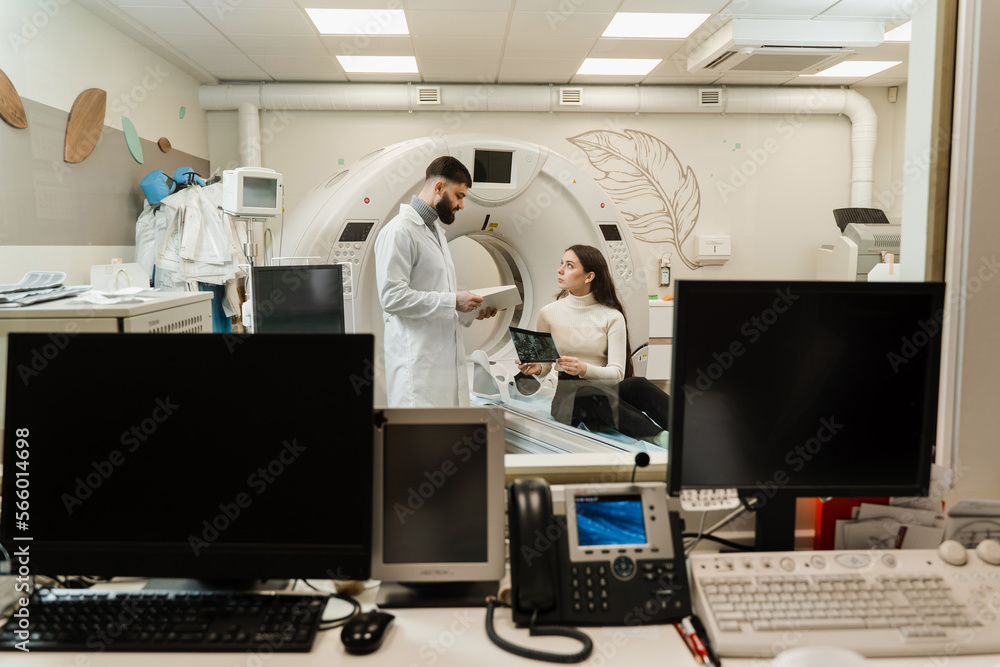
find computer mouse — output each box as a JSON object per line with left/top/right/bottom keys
{"left": 772, "top": 647, "right": 870, "bottom": 667}
{"left": 341, "top": 610, "right": 395, "bottom": 655}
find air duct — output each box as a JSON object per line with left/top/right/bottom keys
{"left": 200, "top": 83, "right": 877, "bottom": 207}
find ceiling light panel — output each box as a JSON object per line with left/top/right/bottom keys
{"left": 305, "top": 8, "right": 408, "bottom": 35}
{"left": 804, "top": 60, "right": 902, "bottom": 77}
{"left": 603, "top": 13, "right": 709, "bottom": 38}
{"left": 885, "top": 21, "right": 912, "bottom": 42}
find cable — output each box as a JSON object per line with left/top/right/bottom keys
{"left": 684, "top": 499, "right": 758, "bottom": 555}
{"left": 298, "top": 579, "right": 361, "bottom": 630}
{"left": 485, "top": 598, "right": 593, "bottom": 664}
{"left": 683, "top": 533, "right": 754, "bottom": 552}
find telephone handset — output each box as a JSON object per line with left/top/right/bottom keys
{"left": 508, "top": 478, "right": 691, "bottom": 627}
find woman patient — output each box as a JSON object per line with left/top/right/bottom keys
{"left": 517, "top": 244, "right": 670, "bottom": 448}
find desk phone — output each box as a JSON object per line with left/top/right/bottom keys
{"left": 507, "top": 479, "right": 691, "bottom": 627}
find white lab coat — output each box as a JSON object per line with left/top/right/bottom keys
{"left": 374, "top": 203, "right": 470, "bottom": 407}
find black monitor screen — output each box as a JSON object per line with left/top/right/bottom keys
{"left": 473, "top": 150, "right": 513, "bottom": 184}
{"left": 253, "top": 264, "right": 344, "bottom": 334}
{"left": 381, "top": 423, "right": 489, "bottom": 564}
{"left": 668, "top": 281, "right": 943, "bottom": 548}
{"left": 0, "top": 333, "right": 375, "bottom": 581}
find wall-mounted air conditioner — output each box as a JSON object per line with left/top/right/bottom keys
{"left": 688, "top": 19, "right": 885, "bottom": 75}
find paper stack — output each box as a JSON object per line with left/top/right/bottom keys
{"left": 459, "top": 285, "right": 521, "bottom": 323}
{"left": 834, "top": 502, "right": 945, "bottom": 550}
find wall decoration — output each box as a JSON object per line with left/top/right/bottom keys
{"left": 0, "top": 68, "right": 27, "bottom": 129}
{"left": 64, "top": 88, "right": 107, "bottom": 163}
{"left": 158, "top": 137, "right": 172, "bottom": 153}
{"left": 122, "top": 116, "right": 144, "bottom": 164}
{"left": 567, "top": 129, "right": 703, "bottom": 270}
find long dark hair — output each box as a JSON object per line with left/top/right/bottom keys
{"left": 557, "top": 244, "right": 634, "bottom": 378}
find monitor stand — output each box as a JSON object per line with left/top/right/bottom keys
{"left": 143, "top": 578, "right": 292, "bottom": 592}
{"left": 377, "top": 581, "right": 500, "bottom": 608}
{"left": 750, "top": 494, "right": 798, "bottom": 552}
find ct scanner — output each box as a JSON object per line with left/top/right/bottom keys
{"left": 279, "top": 134, "right": 654, "bottom": 454}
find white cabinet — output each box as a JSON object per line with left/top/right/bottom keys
{"left": 646, "top": 300, "right": 673, "bottom": 381}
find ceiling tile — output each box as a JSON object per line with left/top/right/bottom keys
{"left": 513, "top": 0, "right": 619, "bottom": 11}
{"left": 419, "top": 56, "right": 502, "bottom": 78}
{"left": 721, "top": 0, "right": 838, "bottom": 19}
{"left": 116, "top": 6, "right": 218, "bottom": 33}
{"left": 156, "top": 32, "right": 243, "bottom": 54}
{"left": 405, "top": 11, "right": 510, "bottom": 38}
{"left": 229, "top": 34, "right": 329, "bottom": 56}
{"left": 186, "top": 0, "right": 299, "bottom": 7}
{"left": 500, "top": 57, "right": 582, "bottom": 77}
{"left": 501, "top": 37, "right": 596, "bottom": 58}
{"left": 619, "top": 0, "right": 728, "bottom": 11}
{"left": 405, "top": 0, "right": 512, "bottom": 9}
{"left": 862, "top": 42, "right": 910, "bottom": 60}
{"left": 589, "top": 38, "right": 686, "bottom": 59}
{"left": 713, "top": 72, "right": 800, "bottom": 85}
{"left": 204, "top": 56, "right": 271, "bottom": 81}
{"left": 642, "top": 75, "right": 723, "bottom": 85}
{"left": 200, "top": 8, "right": 316, "bottom": 35}
{"left": 412, "top": 36, "right": 503, "bottom": 56}
{"left": 108, "top": 0, "right": 188, "bottom": 7}
{"left": 255, "top": 55, "right": 347, "bottom": 80}
{"left": 508, "top": 11, "right": 613, "bottom": 39}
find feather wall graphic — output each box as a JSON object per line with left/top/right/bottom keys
{"left": 567, "top": 129, "right": 703, "bottom": 270}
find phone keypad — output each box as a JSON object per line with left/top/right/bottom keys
{"left": 569, "top": 565, "right": 611, "bottom": 614}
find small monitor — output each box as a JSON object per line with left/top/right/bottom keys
{"left": 252, "top": 264, "right": 345, "bottom": 334}
{"left": 667, "top": 280, "right": 944, "bottom": 551}
{"left": 599, "top": 224, "right": 623, "bottom": 242}
{"left": 0, "top": 333, "right": 375, "bottom": 583}
{"left": 222, "top": 167, "right": 283, "bottom": 217}
{"left": 371, "top": 407, "right": 505, "bottom": 607}
{"left": 473, "top": 149, "right": 514, "bottom": 185}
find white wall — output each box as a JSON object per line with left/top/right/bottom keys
{"left": 0, "top": 0, "right": 208, "bottom": 284}
{"left": 207, "top": 86, "right": 905, "bottom": 295}
{"left": 944, "top": 0, "right": 1000, "bottom": 504}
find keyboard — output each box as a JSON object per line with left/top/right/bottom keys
{"left": 0, "top": 588, "right": 329, "bottom": 652}
{"left": 689, "top": 548, "right": 1000, "bottom": 658}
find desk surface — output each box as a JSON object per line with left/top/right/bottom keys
{"left": 4, "top": 604, "right": 1000, "bottom": 667}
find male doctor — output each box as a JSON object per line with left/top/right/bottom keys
{"left": 374, "top": 156, "right": 496, "bottom": 407}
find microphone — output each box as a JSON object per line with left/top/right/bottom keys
{"left": 631, "top": 451, "right": 650, "bottom": 483}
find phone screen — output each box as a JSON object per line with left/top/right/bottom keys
{"left": 574, "top": 494, "right": 647, "bottom": 547}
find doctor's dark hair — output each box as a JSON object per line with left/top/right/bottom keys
{"left": 558, "top": 244, "right": 634, "bottom": 379}
{"left": 426, "top": 156, "right": 472, "bottom": 188}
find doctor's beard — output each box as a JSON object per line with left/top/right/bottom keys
{"left": 435, "top": 194, "right": 458, "bottom": 225}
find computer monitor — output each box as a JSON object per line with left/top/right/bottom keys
{"left": 222, "top": 167, "right": 283, "bottom": 217}
{"left": 252, "top": 264, "right": 345, "bottom": 334}
{"left": 371, "top": 407, "right": 505, "bottom": 607}
{"left": 0, "top": 332, "right": 374, "bottom": 585}
{"left": 667, "top": 280, "right": 944, "bottom": 552}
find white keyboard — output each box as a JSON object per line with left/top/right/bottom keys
{"left": 680, "top": 488, "right": 741, "bottom": 511}
{"left": 689, "top": 548, "right": 1000, "bottom": 658}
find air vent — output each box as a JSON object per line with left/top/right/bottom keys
{"left": 705, "top": 51, "right": 738, "bottom": 70}
{"left": 699, "top": 89, "right": 723, "bottom": 107}
{"left": 559, "top": 87, "right": 583, "bottom": 105}
{"left": 416, "top": 86, "right": 441, "bottom": 105}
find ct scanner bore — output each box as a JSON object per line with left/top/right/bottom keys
{"left": 279, "top": 134, "right": 650, "bottom": 407}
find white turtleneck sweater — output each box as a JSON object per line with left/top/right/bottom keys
{"left": 536, "top": 292, "right": 626, "bottom": 382}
